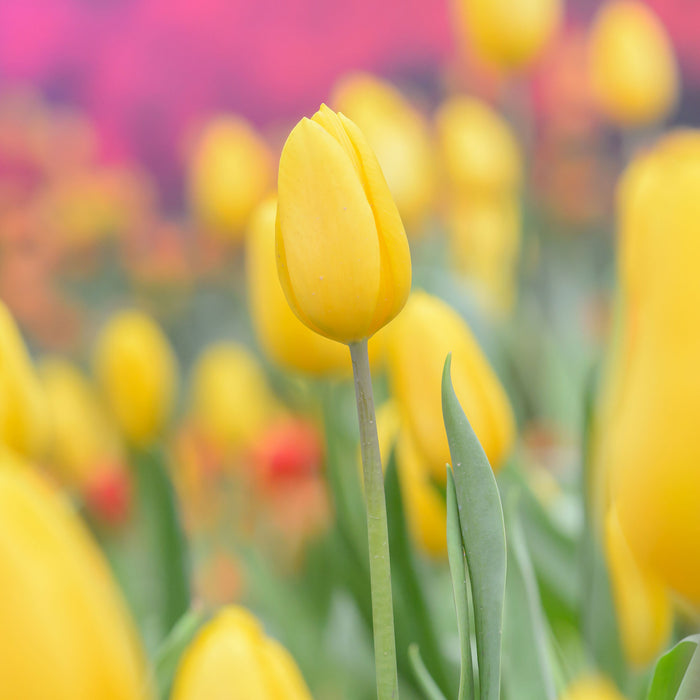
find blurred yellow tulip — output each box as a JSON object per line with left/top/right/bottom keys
{"left": 40, "top": 357, "right": 123, "bottom": 490}
{"left": 559, "top": 676, "right": 626, "bottom": 700}
{"left": 605, "top": 508, "right": 671, "bottom": 666}
{"left": 246, "top": 198, "right": 352, "bottom": 375}
{"left": 454, "top": 0, "right": 562, "bottom": 72}
{"left": 331, "top": 73, "right": 437, "bottom": 233}
{"left": 596, "top": 130, "right": 700, "bottom": 605}
{"left": 93, "top": 310, "right": 178, "bottom": 447}
{"left": 375, "top": 401, "right": 447, "bottom": 557}
{"left": 190, "top": 342, "right": 281, "bottom": 454}
{"left": 171, "top": 606, "right": 311, "bottom": 700}
{"left": 386, "top": 291, "right": 515, "bottom": 484}
{"left": 446, "top": 196, "right": 521, "bottom": 315}
{"left": 435, "top": 96, "right": 521, "bottom": 197}
{"left": 189, "top": 116, "right": 273, "bottom": 242}
{"left": 276, "top": 104, "right": 411, "bottom": 344}
{"left": 0, "top": 460, "right": 151, "bottom": 700}
{"left": 588, "top": 0, "right": 678, "bottom": 127}
{"left": 0, "top": 301, "right": 48, "bottom": 459}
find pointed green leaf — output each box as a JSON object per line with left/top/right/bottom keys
{"left": 154, "top": 608, "right": 207, "bottom": 699}
{"left": 648, "top": 635, "right": 700, "bottom": 700}
{"left": 446, "top": 466, "right": 476, "bottom": 700}
{"left": 442, "top": 355, "right": 506, "bottom": 700}
{"left": 502, "top": 494, "right": 556, "bottom": 700}
{"left": 409, "top": 645, "right": 448, "bottom": 700}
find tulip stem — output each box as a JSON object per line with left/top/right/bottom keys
{"left": 349, "top": 339, "right": 399, "bottom": 700}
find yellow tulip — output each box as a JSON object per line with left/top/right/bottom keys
{"left": 246, "top": 198, "right": 352, "bottom": 375}
{"left": 446, "top": 196, "right": 521, "bottom": 315}
{"left": 0, "top": 461, "right": 151, "bottom": 699}
{"left": 93, "top": 310, "right": 178, "bottom": 446}
{"left": 190, "top": 342, "right": 281, "bottom": 453}
{"left": 605, "top": 507, "right": 671, "bottom": 666}
{"left": 454, "top": 0, "right": 562, "bottom": 72}
{"left": 276, "top": 103, "right": 412, "bottom": 344}
{"left": 188, "top": 116, "right": 273, "bottom": 241}
{"left": 435, "top": 97, "right": 521, "bottom": 197}
{"left": 386, "top": 291, "right": 515, "bottom": 484}
{"left": 559, "top": 676, "right": 626, "bottom": 700}
{"left": 0, "top": 301, "right": 48, "bottom": 459}
{"left": 374, "top": 401, "right": 447, "bottom": 557}
{"left": 331, "top": 73, "right": 437, "bottom": 233}
{"left": 588, "top": 0, "right": 678, "bottom": 127}
{"left": 171, "top": 606, "right": 311, "bottom": 700}
{"left": 597, "top": 130, "right": 700, "bottom": 605}
{"left": 40, "top": 357, "right": 122, "bottom": 490}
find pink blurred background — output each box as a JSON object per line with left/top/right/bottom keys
{"left": 0, "top": 0, "right": 697, "bottom": 195}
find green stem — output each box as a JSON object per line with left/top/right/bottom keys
{"left": 349, "top": 339, "right": 399, "bottom": 700}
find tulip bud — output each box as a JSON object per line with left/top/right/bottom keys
{"left": 0, "top": 461, "right": 151, "bottom": 699}
{"left": 171, "top": 606, "right": 311, "bottom": 700}
{"left": 435, "top": 97, "right": 521, "bottom": 197}
{"left": 559, "top": 676, "right": 627, "bottom": 700}
{"left": 331, "top": 73, "right": 437, "bottom": 234}
{"left": 190, "top": 342, "right": 281, "bottom": 454}
{"left": 188, "top": 116, "right": 273, "bottom": 242}
{"left": 0, "top": 301, "right": 49, "bottom": 459}
{"left": 276, "top": 104, "right": 411, "bottom": 344}
{"left": 386, "top": 291, "right": 515, "bottom": 484}
{"left": 605, "top": 508, "right": 671, "bottom": 666}
{"left": 40, "top": 357, "right": 123, "bottom": 491}
{"left": 93, "top": 310, "right": 178, "bottom": 446}
{"left": 453, "top": 0, "right": 562, "bottom": 72}
{"left": 588, "top": 1, "right": 678, "bottom": 127}
{"left": 246, "top": 198, "right": 352, "bottom": 375}
{"left": 596, "top": 130, "right": 700, "bottom": 605}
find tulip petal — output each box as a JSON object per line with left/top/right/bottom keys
{"left": 337, "top": 112, "right": 412, "bottom": 331}
{"left": 277, "top": 117, "right": 381, "bottom": 342}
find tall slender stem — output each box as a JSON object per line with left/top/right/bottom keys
{"left": 349, "top": 339, "right": 399, "bottom": 700}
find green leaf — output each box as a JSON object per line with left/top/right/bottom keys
{"left": 446, "top": 466, "right": 476, "bottom": 700}
{"left": 442, "top": 355, "right": 507, "bottom": 700}
{"left": 648, "top": 635, "right": 700, "bottom": 700}
{"left": 502, "top": 494, "right": 556, "bottom": 700}
{"left": 409, "top": 645, "right": 448, "bottom": 700}
{"left": 385, "top": 450, "right": 455, "bottom": 697}
{"left": 97, "top": 448, "right": 190, "bottom": 655}
{"left": 153, "top": 608, "right": 207, "bottom": 699}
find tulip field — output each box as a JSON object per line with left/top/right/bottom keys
{"left": 1, "top": 0, "right": 700, "bottom": 698}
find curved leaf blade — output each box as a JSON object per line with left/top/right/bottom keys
{"left": 442, "top": 355, "right": 507, "bottom": 700}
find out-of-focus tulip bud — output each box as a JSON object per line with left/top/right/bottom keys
{"left": 0, "top": 461, "right": 152, "bottom": 699}
{"left": 40, "top": 357, "right": 122, "bottom": 489}
{"left": 188, "top": 116, "right": 273, "bottom": 242}
{"left": 246, "top": 198, "right": 351, "bottom": 375}
{"left": 190, "top": 343, "right": 281, "bottom": 455}
{"left": 331, "top": 73, "right": 437, "bottom": 234}
{"left": 559, "top": 676, "right": 626, "bottom": 700}
{"left": 93, "top": 310, "right": 178, "bottom": 447}
{"left": 250, "top": 417, "right": 323, "bottom": 482}
{"left": 446, "top": 196, "right": 521, "bottom": 315}
{"left": 0, "top": 301, "right": 48, "bottom": 459}
{"left": 276, "top": 104, "right": 411, "bottom": 344}
{"left": 588, "top": 0, "right": 678, "bottom": 127}
{"left": 596, "top": 131, "right": 700, "bottom": 605}
{"left": 171, "top": 606, "right": 311, "bottom": 700}
{"left": 605, "top": 508, "right": 671, "bottom": 666}
{"left": 454, "top": 0, "right": 562, "bottom": 72}
{"left": 435, "top": 97, "right": 521, "bottom": 197}
{"left": 387, "top": 291, "right": 515, "bottom": 484}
